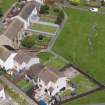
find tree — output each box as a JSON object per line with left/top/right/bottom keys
{"left": 21, "top": 36, "right": 36, "bottom": 48}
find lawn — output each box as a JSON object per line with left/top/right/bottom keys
{"left": 64, "top": 89, "right": 105, "bottom": 105}
{"left": 53, "top": 8, "right": 105, "bottom": 84}
{"left": 70, "top": 74, "right": 97, "bottom": 94}
{"left": 46, "top": 58, "right": 66, "bottom": 69}
{"left": 17, "top": 79, "right": 32, "bottom": 91}
{"left": 32, "top": 23, "right": 57, "bottom": 33}
{"left": 40, "top": 16, "right": 57, "bottom": 23}
{"left": 37, "top": 52, "right": 53, "bottom": 63}
{"left": 0, "top": 0, "right": 16, "bottom": 13}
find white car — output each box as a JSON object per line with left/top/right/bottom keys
{"left": 90, "top": 8, "right": 98, "bottom": 12}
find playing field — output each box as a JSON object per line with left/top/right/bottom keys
{"left": 54, "top": 8, "right": 105, "bottom": 84}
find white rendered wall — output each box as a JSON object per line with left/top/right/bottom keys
{"left": 4, "top": 53, "right": 17, "bottom": 70}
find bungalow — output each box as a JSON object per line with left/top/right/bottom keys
{"left": 0, "top": 84, "right": 6, "bottom": 101}
{"left": 26, "top": 65, "right": 67, "bottom": 96}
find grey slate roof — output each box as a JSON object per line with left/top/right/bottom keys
{"left": 4, "top": 19, "right": 24, "bottom": 40}
{"left": 26, "top": 64, "right": 44, "bottom": 78}
{"left": 19, "top": 1, "right": 36, "bottom": 20}
{"left": 0, "top": 46, "right": 11, "bottom": 62}
{"left": 14, "top": 50, "right": 32, "bottom": 64}
{"left": 38, "top": 68, "right": 65, "bottom": 84}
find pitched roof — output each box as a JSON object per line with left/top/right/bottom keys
{"left": 4, "top": 19, "right": 24, "bottom": 40}
{"left": 39, "top": 68, "right": 65, "bottom": 84}
{"left": 26, "top": 64, "right": 44, "bottom": 78}
{"left": 19, "top": 1, "right": 36, "bottom": 20}
{"left": 0, "top": 46, "right": 11, "bottom": 61}
{"left": 14, "top": 50, "right": 32, "bottom": 64}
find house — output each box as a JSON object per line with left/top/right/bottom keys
{"left": 0, "top": 19, "right": 24, "bottom": 49}
{"left": 0, "top": 46, "right": 17, "bottom": 70}
{"left": 14, "top": 50, "right": 40, "bottom": 72}
{"left": 0, "top": 84, "right": 6, "bottom": 101}
{"left": 13, "top": 1, "right": 40, "bottom": 29}
{"left": 0, "top": 46, "right": 39, "bottom": 72}
{"left": 26, "top": 65, "right": 67, "bottom": 96}
{"left": 38, "top": 68, "right": 67, "bottom": 96}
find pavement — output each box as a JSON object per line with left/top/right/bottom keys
{"left": 0, "top": 94, "right": 18, "bottom": 105}
{"left": 0, "top": 76, "right": 37, "bottom": 105}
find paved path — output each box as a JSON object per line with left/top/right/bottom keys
{"left": 27, "top": 29, "right": 57, "bottom": 36}
{"left": 48, "top": 4, "right": 68, "bottom": 50}
{"left": 0, "top": 76, "right": 37, "bottom": 105}
{"left": 47, "top": 4, "right": 69, "bottom": 64}
{"left": 34, "top": 21, "right": 59, "bottom": 27}
{"left": 0, "top": 94, "right": 18, "bottom": 105}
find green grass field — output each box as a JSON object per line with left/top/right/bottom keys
{"left": 70, "top": 74, "right": 97, "bottom": 94}
{"left": 64, "top": 89, "right": 105, "bottom": 105}
{"left": 46, "top": 58, "right": 66, "bottom": 69}
{"left": 17, "top": 80, "right": 32, "bottom": 91}
{"left": 32, "top": 24, "right": 57, "bottom": 33}
{"left": 37, "top": 52, "right": 53, "bottom": 63}
{"left": 0, "top": 0, "right": 16, "bottom": 13}
{"left": 54, "top": 8, "right": 105, "bottom": 84}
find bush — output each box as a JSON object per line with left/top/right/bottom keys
{"left": 21, "top": 36, "right": 36, "bottom": 48}
{"left": 69, "top": 0, "right": 80, "bottom": 6}
{"left": 0, "top": 67, "right": 6, "bottom": 75}
{"left": 53, "top": 8, "right": 60, "bottom": 13}
{"left": 55, "top": 10, "right": 64, "bottom": 25}
{"left": 39, "top": 5, "right": 49, "bottom": 14}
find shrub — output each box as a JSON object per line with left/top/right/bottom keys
{"left": 0, "top": 67, "right": 6, "bottom": 75}
{"left": 21, "top": 36, "right": 36, "bottom": 48}
{"left": 53, "top": 8, "right": 60, "bottom": 13}
{"left": 55, "top": 10, "right": 64, "bottom": 25}
{"left": 101, "top": 0, "right": 105, "bottom": 6}
{"left": 39, "top": 5, "right": 49, "bottom": 14}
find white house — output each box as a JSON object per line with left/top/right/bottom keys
{"left": 14, "top": 50, "right": 40, "bottom": 72}
{"left": 38, "top": 68, "right": 67, "bottom": 96}
{"left": 0, "top": 46, "right": 17, "bottom": 70}
{"left": 0, "top": 84, "right": 6, "bottom": 101}
{"left": 0, "top": 46, "right": 39, "bottom": 72}
{"left": 12, "top": 1, "right": 40, "bottom": 29}
{"left": 26, "top": 65, "right": 67, "bottom": 96}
